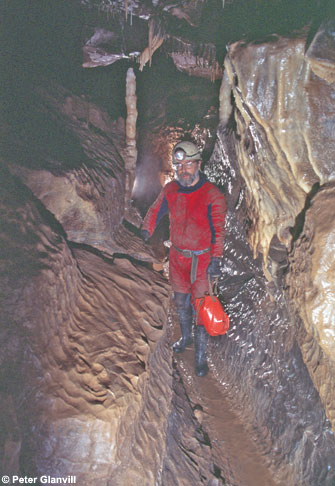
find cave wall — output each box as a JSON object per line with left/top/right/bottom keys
{"left": 288, "top": 182, "right": 335, "bottom": 428}
{"left": 198, "top": 127, "right": 335, "bottom": 485}
{"left": 222, "top": 35, "right": 335, "bottom": 262}
{"left": 221, "top": 33, "right": 335, "bottom": 429}
{"left": 187, "top": 32, "right": 335, "bottom": 484}
{"left": 0, "top": 116, "right": 173, "bottom": 484}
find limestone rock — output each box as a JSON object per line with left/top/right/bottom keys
{"left": 306, "top": 19, "right": 335, "bottom": 83}
{"left": 288, "top": 183, "right": 335, "bottom": 427}
{"left": 4, "top": 83, "right": 157, "bottom": 263}
{"left": 3, "top": 4, "right": 335, "bottom": 483}
{"left": 224, "top": 36, "right": 335, "bottom": 262}
{"left": 0, "top": 164, "right": 171, "bottom": 484}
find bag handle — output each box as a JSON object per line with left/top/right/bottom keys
{"left": 195, "top": 277, "right": 219, "bottom": 317}
{"left": 208, "top": 276, "right": 218, "bottom": 302}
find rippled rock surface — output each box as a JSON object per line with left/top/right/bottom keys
{"left": 0, "top": 153, "right": 170, "bottom": 484}
{"left": 0, "top": 81, "right": 230, "bottom": 485}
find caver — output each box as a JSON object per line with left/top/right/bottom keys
{"left": 142, "top": 141, "right": 226, "bottom": 376}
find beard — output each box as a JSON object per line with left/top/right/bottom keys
{"left": 176, "top": 167, "right": 200, "bottom": 187}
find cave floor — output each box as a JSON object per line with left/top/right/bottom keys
{"left": 173, "top": 330, "right": 281, "bottom": 486}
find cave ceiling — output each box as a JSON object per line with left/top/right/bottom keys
{"left": 79, "top": 0, "right": 324, "bottom": 75}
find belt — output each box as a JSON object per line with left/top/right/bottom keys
{"left": 173, "top": 244, "right": 210, "bottom": 284}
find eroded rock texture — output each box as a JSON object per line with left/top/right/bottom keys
{"left": 4, "top": 83, "right": 150, "bottom": 262}
{"left": 219, "top": 33, "right": 335, "bottom": 444}
{"left": 223, "top": 35, "right": 335, "bottom": 262}
{"left": 0, "top": 120, "right": 171, "bottom": 484}
{"left": 200, "top": 128, "right": 335, "bottom": 485}
{"left": 288, "top": 183, "right": 335, "bottom": 429}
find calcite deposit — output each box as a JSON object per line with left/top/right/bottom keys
{"left": 222, "top": 35, "right": 335, "bottom": 263}
{"left": 288, "top": 183, "right": 335, "bottom": 427}
{"left": 220, "top": 33, "right": 335, "bottom": 441}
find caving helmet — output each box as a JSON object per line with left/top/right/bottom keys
{"left": 172, "top": 141, "right": 202, "bottom": 168}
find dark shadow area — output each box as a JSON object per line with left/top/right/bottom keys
{"left": 290, "top": 181, "right": 321, "bottom": 245}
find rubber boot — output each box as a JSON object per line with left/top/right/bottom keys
{"left": 195, "top": 325, "right": 209, "bottom": 376}
{"left": 172, "top": 307, "right": 193, "bottom": 353}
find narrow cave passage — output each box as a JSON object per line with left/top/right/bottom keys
{"left": 2, "top": 1, "right": 335, "bottom": 485}
{"left": 131, "top": 54, "right": 221, "bottom": 216}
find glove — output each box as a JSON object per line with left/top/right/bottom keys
{"left": 140, "top": 229, "right": 150, "bottom": 242}
{"left": 207, "top": 257, "right": 221, "bottom": 280}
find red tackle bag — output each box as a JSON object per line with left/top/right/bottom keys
{"left": 195, "top": 282, "right": 230, "bottom": 337}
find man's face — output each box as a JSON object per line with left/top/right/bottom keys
{"left": 175, "top": 160, "right": 200, "bottom": 187}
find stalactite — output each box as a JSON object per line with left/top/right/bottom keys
{"left": 125, "top": 67, "right": 138, "bottom": 211}
{"left": 219, "top": 69, "right": 233, "bottom": 124}
{"left": 148, "top": 18, "right": 153, "bottom": 66}
{"left": 164, "top": 35, "right": 221, "bottom": 81}
{"left": 138, "top": 18, "right": 165, "bottom": 71}
{"left": 124, "top": 0, "right": 128, "bottom": 22}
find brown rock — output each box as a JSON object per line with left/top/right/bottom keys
{"left": 288, "top": 183, "right": 335, "bottom": 428}
{"left": 224, "top": 36, "right": 335, "bottom": 262}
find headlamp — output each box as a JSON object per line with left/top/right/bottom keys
{"left": 174, "top": 148, "right": 187, "bottom": 161}
{"left": 173, "top": 147, "right": 200, "bottom": 162}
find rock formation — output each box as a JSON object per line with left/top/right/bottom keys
{"left": 221, "top": 31, "right": 335, "bottom": 439}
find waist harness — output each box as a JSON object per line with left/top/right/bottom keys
{"left": 173, "top": 244, "right": 210, "bottom": 284}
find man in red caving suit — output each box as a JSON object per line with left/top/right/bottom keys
{"left": 141, "top": 141, "right": 226, "bottom": 376}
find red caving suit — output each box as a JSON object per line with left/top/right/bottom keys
{"left": 143, "top": 173, "right": 226, "bottom": 320}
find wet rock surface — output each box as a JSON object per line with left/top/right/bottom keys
{"left": 198, "top": 128, "right": 335, "bottom": 485}
{"left": 223, "top": 35, "right": 335, "bottom": 262}
{"left": 219, "top": 34, "right": 335, "bottom": 442}
{"left": 288, "top": 183, "right": 335, "bottom": 430}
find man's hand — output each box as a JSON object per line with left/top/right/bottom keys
{"left": 140, "top": 229, "right": 150, "bottom": 242}
{"left": 207, "top": 257, "right": 221, "bottom": 280}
